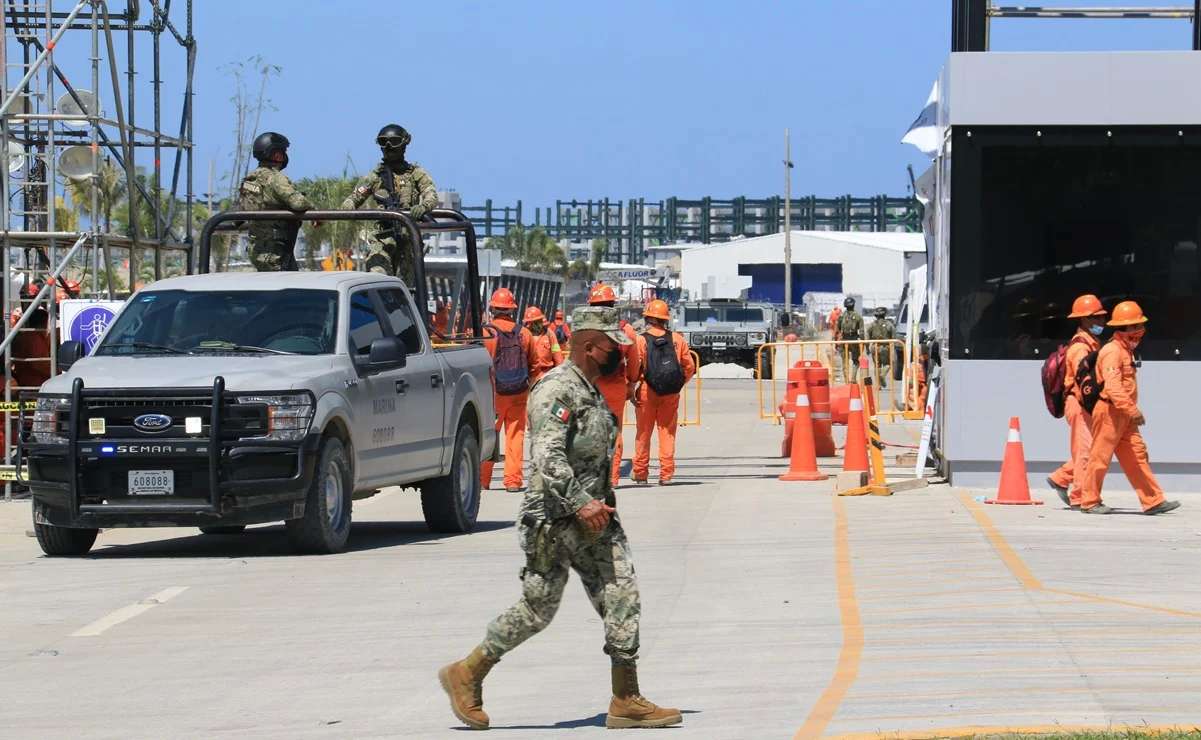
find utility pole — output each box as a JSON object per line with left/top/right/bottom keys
{"left": 783, "top": 128, "right": 794, "bottom": 315}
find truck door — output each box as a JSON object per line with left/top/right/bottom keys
{"left": 376, "top": 287, "right": 446, "bottom": 478}
{"left": 346, "top": 287, "right": 406, "bottom": 483}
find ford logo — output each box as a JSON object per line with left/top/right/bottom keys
{"left": 133, "top": 413, "right": 173, "bottom": 433}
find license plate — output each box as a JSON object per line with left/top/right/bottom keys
{"left": 128, "top": 470, "right": 174, "bottom": 496}
{"left": 712, "top": 342, "right": 727, "bottom": 350}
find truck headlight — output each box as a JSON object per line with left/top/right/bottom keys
{"left": 235, "top": 393, "right": 314, "bottom": 442}
{"left": 749, "top": 332, "right": 766, "bottom": 344}
{"left": 32, "top": 396, "right": 69, "bottom": 444}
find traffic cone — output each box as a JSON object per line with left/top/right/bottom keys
{"left": 985, "top": 417, "right": 1043, "bottom": 506}
{"left": 780, "top": 377, "right": 827, "bottom": 481}
{"left": 841, "top": 384, "right": 869, "bottom": 472}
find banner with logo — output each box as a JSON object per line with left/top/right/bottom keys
{"left": 58, "top": 299, "right": 126, "bottom": 355}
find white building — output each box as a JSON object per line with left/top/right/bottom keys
{"left": 679, "top": 230, "right": 925, "bottom": 308}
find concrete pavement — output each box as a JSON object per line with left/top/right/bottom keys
{"left": 1, "top": 379, "right": 1198, "bottom": 738}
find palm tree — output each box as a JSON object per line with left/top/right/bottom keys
{"left": 487, "top": 226, "right": 568, "bottom": 274}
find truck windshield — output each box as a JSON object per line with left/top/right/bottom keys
{"left": 96, "top": 289, "right": 338, "bottom": 356}
{"left": 724, "top": 308, "right": 763, "bottom": 323}
{"left": 685, "top": 307, "right": 719, "bottom": 323}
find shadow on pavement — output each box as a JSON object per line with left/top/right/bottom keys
{"left": 84, "top": 520, "right": 514, "bottom": 559}
{"left": 487, "top": 709, "right": 697, "bottom": 731}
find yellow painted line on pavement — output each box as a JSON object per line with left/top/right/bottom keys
{"left": 70, "top": 586, "right": 189, "bottom": 637}
{"left": 795, "top": 496, "right": 862, "bottom": 740}
{"left": 1044, "top": 586, "right": 1201, "bottom": 620}
{"left": 956, "top": 491, "right": 1042, "bottom": 590}
{"left": 826, "top": 723, "right": 1200, "bottom": 740}
{"left": 957, "top": 491, "right": 1201, "bottom": 620}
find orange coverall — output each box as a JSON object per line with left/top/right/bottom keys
{"left": 1048, "top": 330, "right": 1100, "bottom": 506}
{"left": 633, "top": 327, "right": 696, "bottom": 483}
{"left": 1079, "top": 336, "right": 1166, "bottom": 512}
{"left": 528, "top": 330, "right": 563, "bottom": 385}
{"left": 596, "top": 322, "right": 641, "bottom": 486}
{"left": 479, "top": 317, "right": 538, "bottom": 490}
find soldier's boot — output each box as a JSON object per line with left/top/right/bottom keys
{"left": 605, "top": 664, "right": 682, "bottom": 729}
{"left": 439, "top": 646, "right": 498, "bottom": 730}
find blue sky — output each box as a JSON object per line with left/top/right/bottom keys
{"left": 73, "top": 1, "right": 1201, "bottom": 209}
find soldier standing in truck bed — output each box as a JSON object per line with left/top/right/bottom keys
{"left": 339, "top": 124, "right": 438, "bottom": 285}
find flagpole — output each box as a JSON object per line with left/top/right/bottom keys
{"left": 784, "top": 128, "right": 794, "bottom": 315}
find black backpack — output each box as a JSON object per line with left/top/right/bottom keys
{"left": 1075, "top": 348, "right": 1104, "bottom": 414}
{"left": 642, "top": 331, "right": 686, "bottom": 395}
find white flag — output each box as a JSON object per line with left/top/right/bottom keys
{"left": 901, "top": 80, "right": 940, "bottom": 159}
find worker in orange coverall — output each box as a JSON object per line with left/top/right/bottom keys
{"left": 587, "top": 283, "right": 640, "bottom": 486}
{"left": 1078, "top": 300, "right": 1180, "bottom": 516}
{"left": 523, "top": 306, "right": 562, "bottom": 384}
{"left": 480, "top": 288, "right": 538, "bottom": 493}
{"left": 1046, "top": 294, "right": 1107, "bottom": 509}
{"left": 632, "top": 299, "right": 695, "bottom": 486}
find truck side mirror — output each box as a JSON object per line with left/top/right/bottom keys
{"left": 58, "top": 340, "right": 84, "bottom": 370}
{"left": 364, "top": 336, "right": 407, "bottom": 374}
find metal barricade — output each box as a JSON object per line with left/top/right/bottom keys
{"left": 624, "top": 350, "right": 702, "bottom": 427}
{"left": 755, "top": 339, "right": 912, "bottom": 423}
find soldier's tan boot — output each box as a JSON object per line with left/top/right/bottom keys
{"left": 605, "top": 664, "right": 682, "bottom": 729}
{"left": 439, "top": 646, "right": 498, "bottom": 730}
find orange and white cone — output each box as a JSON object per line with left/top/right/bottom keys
{"left": 780, "top": 378, "right": 827, "bottom": 482}
{"left": 841, "top": 384, "right": 869, "bottom": 472}
{"left": 985, "top": 417, "right": 1043, "bottom": 505}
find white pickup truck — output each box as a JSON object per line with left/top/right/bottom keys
{"left": 21, "top": 270, "right": 497, "bottom": 556}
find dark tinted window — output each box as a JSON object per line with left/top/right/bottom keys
{"left": 97, "top": 289, "right": 338, "bottom": 355}
{"left": 725, "top": 308, "right": 764, "bottom": 323}
{"left": 950, "top": 127, "right": 1201, "bottom": 360}
{"left": 377, "top": 288, "right": 423, "bottom": 354}
{"left": 348, "top": 291, "right": 384, "bottom": 356}
{"left": 685, "top": 307, "right": 719, "bottom": 323}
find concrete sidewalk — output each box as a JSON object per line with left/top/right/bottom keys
{"left": 0, "top": 380, "right": 1197, "bottom": 738}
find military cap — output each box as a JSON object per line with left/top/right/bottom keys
{"left": 571, "top": 306, "right": 633, "bottom": 345}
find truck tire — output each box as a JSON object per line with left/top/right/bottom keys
{"left": 198, "top": 525, "right": 246, "bottom": 535}
{"left": 285, "top": 436, "right": 352, "bottom": 554}
{"left": 32, "top": 502, "right": 98, "bottom": 557}
{"left": 420, "top": 423, "right": 480, "bottom": 534}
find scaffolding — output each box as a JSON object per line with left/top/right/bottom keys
{"left": 1, "top": 0, "right": 194, "bottom": 499}
{"left": 462, "top": 193, "right": 922, "bottom": 263}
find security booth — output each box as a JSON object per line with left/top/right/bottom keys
{"left": 930, "top": 8, "right": 1201, "bottom": 490}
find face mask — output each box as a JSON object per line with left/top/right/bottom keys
{"left": 1088, "top": 324, "right": 1105, "bottom": 336}
{"left": 1124, "top": 328, "right": 1146, "bottom": 347}
{"left": 382, "top": 144, "right": 407, "bottom": 164}
{"left": 595, "top": 344, "right": 622, "bottom": 375}
{"left": 529, "top": 323, "right": 544, "bottom": 335}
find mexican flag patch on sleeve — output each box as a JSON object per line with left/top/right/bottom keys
{"left": 550, "top": 401, "right": 572, "bottom": 424}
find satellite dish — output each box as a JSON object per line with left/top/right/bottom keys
{"left": 58, "top": 146, "right": 96, "bottom": 180}
{"left": 54, "top": 90, "right": 101, "bottom": 128}
{"left": 6, "top": 141, "right": 26, "bottom": 176}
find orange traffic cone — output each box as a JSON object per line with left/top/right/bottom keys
{"left": 985, "top": 417, "right": 1043, "bottom": 505}
{"left": 841, "top": 384, "right": 869, "bottom": 472}
{"left": 780, "top": 377, "right": 827, "bottom": 482}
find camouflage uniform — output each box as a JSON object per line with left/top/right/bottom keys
{"left": 837, "top": 309, "right": 865, "bottom": 382}
{"left": 238, "top": 165, "right": 314, "bottom": 271}
{"left": 866, "top": 315, "right": 896, "bottom": 387}
{"left": 339, "top": 161, "right": 438, "bottom": 283}
{"left": 481, "top": 313, "right": 642, "bottom": 667}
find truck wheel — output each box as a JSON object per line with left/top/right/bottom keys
{"left": 32, "top": 502, "right": 98, "bottom": 557}
{"left": 198, "top": 525, "right": 246, "bottom": 535}
{"left": 420, "top": 423, "right": 480, "bottom": 534}
{"left": 285, "top": 436, "right": 352, "bottom": 554}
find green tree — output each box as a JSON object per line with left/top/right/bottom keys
{"left": 486, "top": 226, "right": 567, "bottom": 274}
{"left": 295, "top": 175, "right": 362, "bottom": 269}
